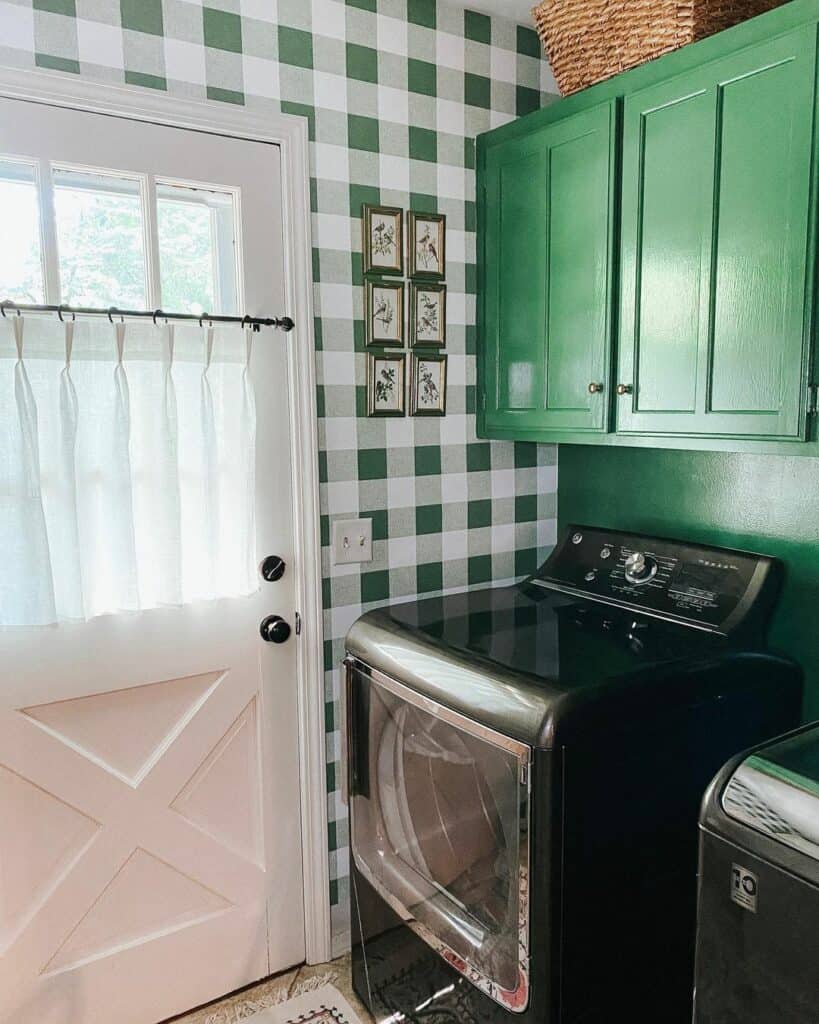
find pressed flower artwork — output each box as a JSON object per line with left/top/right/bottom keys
{"left": 366, "top": 280, "right": 404, "bottom": 346}
{"left": 362, "top": 204, "right": 403, "bottom": 276}
{"left": 408, "top": 211, "right": 445, "bottom": 280}
{"left": 410, "top": 282, "right": 446, "bottom": 347}
{"left": 367, "top": 352, "right": 406, "bottom": 417}
{"left": 410, "top": 353, "right": 447, "bottom": 416}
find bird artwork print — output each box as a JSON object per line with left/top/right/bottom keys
{"left": 418, "top": 362, "right": 441, "bottom": 406}
{"left": 415, "top": 222, "right": 440, "bottom": 272}
{"left": 417, "top": 292, "right": 439, "bottom": 339}
{"left": 375, "top": 364, "right": 397, "bottom": 405}
{"left": 373, "top": 295, "right": 394, "bottom": 332}
{"left": 372, "top": 218, "right": 397, "bottom": 259}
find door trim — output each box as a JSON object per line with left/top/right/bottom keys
{"left": 0, "top": 66, "right": 331, "bottom": 965}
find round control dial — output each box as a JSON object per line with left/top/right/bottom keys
{"left": 624, "top": 551, "right": 659, "bottom": 585}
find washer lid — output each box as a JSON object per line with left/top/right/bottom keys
{"left": 722, "top": 724, "right": 819, "bottom": 862}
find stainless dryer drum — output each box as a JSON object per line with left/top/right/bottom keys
{"left": 346, "top": 659, "right": 532, "bottom": 1012}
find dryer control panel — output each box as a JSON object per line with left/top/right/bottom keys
{"left": 529, "top": 525, "right": 782, "bottom": 636}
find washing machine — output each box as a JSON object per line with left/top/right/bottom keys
{"left": 344, "top": 525, "right": 802, "bottom": 1024}
{"left": 694, "top": 721, "right": 819, "bottom": 1023}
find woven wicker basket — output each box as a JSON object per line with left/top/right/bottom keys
{"left": 532, "top": 0, "right": 785, "bottom": 95}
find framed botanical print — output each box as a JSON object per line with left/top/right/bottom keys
{"left": 362, "top": 204, "right": 404, "bottom": 276}
{"left": 366, "top": 280, "right": 404, "bottom": 347}
{"left": 408, "top": 211, "right": 446, "bottom": 280}
{"left": 367, "top": 352, "right": 406, "bottom": 417}
{"left": 409, "top": 282, "right": 446, "bottom": 348}
{"left": 410, "top": 353, "right": 447, "bottom": 416}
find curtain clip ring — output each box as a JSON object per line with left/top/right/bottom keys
{"left": 108, "top": 307, "right": 124, "bottom": 324}
{"left": 57, "top": 305, "right": 75, "bottom": 323}
{"left": 199, "top": 311, "right": 212, "bottom": 329}
{"left": 1, "top": 300, "right": 20, "bottom": 318}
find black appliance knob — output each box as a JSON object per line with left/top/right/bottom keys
{"left": 261, "top": 555, "right": 286, "bottom": 582}
{"left": 260, "top": 615, "right": 291, "bottom": 644}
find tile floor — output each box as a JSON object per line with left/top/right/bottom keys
{"left": 170, "top": 954, "right": 373, "bottom": 1024}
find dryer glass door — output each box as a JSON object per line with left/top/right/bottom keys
{"left": 348, "top": 665, "right": 531, "bottom": 1012}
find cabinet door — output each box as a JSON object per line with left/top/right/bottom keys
{"left": 617, "top": 28, "right": 817, "bottom": 439}
{"left": 481, "top": 101, "right": 615, "bottom": 435}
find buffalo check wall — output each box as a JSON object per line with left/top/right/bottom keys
{"left": 0, "top": 0, "right": 559, "bottom": 949}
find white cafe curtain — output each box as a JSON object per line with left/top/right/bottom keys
{"left": 0, "top": 314, "right": 257, "bottom": 626}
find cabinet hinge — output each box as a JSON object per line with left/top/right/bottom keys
{"left": 809, "top": 384, "right": 819, "bottom": 416}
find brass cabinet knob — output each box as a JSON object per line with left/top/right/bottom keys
{"left": 587, "top": 382, "right": 604, "bottom": 394}
{"left": 616, "top": 383, "right": 633, "bottom": 396}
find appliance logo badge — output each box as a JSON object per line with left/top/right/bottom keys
{"left": 731, "top": 863, "right": 758, "bottom": 913}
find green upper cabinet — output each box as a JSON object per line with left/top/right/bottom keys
{"left": 617, "top": 26, "right": 818, "bottom": 440}
{"left": 476, "top": 1, "right": 819, "bottom": 453}
{"left": 479, "top": 101, "right": 615, "bottom": 436}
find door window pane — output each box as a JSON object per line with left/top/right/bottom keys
{"left": 53, "top": 167, "right": 147, "bottom": 308}
{"left": 157, "top": 182, "right": 239, "bottom": 315}
{"left": 0, "top": 159, "right": 44, "bottom": 303}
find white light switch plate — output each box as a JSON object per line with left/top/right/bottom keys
{"left": 332, "top": 518, "right": 373, "bottom": 565}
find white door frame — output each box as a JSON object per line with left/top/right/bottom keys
{"left": 0, "top": 66, "right": 331, "bottom": 966}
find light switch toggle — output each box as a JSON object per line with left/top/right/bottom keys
{"left": 332, "top": 518, "right": 373, "bottom": 565}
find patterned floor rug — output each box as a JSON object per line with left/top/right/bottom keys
{"left": 239, "top": 985, "right": 367, "bottom": 1024}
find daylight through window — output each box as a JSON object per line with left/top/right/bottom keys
{"left": 0, "top": 155, "right": 241, "bottom": 314}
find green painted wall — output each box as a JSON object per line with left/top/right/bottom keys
{"left": 558, "top": 445, "right": 819, "bottom": 721}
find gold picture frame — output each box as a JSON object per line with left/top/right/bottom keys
{"left": 408, "top": 211, "right": 446, "bottom": 280}
{"left": 365, "top": 279, "right": 404, "bottom": 347}
{"left": 409, "top": 281, "right": 446, "bottom": 348}
{"left": 410, "top": 353, "right": 447, "bottom": 417}
{"left": 362, "top": 204, "right": 404, "bottom": 277}
{"left": 367, "top": 352, "right": 406, "bottom": 417}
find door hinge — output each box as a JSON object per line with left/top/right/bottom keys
{"left": 809, "top": 384, "right": 819, "bottom": 416}
{"left": 295, "top": 611, "right": 302, "bottom": 636}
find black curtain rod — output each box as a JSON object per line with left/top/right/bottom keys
{"left": 0, "top": 300, "right": 295, "bottom": 333}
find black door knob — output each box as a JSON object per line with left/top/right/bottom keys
{"left": 261, "top": 555, "right": 286, "bottom": 582}
{"left": 259, "top": 615, "right": 291, "bottom": 644}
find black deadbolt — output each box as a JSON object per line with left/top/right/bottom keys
{"left": 261, "top": 555, "right": 286, "bottom": 582}
{"left": 260, "top": 614, "right": 291, "bottom": 644}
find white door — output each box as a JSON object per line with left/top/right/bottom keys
{"left": 0, "top": 98, "right": 305, "bottom": 1024}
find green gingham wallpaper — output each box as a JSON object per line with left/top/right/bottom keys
{"left": 0, "top": 0, "right": 559, "bottom": 950}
